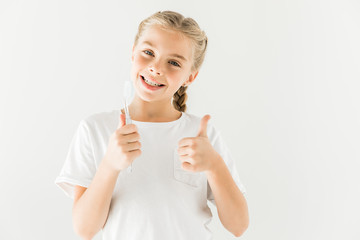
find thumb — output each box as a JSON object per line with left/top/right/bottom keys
{"left": 197, "top": 114, "right": 211, "bottom": 137}
{"left": 118, "top": 113, "right": 126, "bottom": 129}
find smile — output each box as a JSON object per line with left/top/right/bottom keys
{"left": 140, "top": 75, "right": 166, "bottom": 91}
{"left": 141, "top": 75, "right": 165, "bottom": 87}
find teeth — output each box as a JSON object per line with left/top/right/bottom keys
{"left": 145, "top": 79, "right": 161, "bottom": 87}
{"left": 142, "top": 76, "right": 162, "bottom": 87}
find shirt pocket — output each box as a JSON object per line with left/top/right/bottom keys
{"left": 173, "top": 149, "right": 202, "bottom": 188}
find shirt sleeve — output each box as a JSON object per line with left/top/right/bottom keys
{"left": 207, "top": 130, "right": 247, "bottom": 207}
{"left": 54, "top": 119, "right": 97, "bottom": 199}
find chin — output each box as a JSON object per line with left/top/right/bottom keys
{"left": 133, "top": 85, "right": 158, "bottom": 103}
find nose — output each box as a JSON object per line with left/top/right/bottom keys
{"left": 148, "top": 63, "right": 162, "bottom": 76}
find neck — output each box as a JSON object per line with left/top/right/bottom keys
{"left": 122, "top": 95, "right": 182, "bottom": 122}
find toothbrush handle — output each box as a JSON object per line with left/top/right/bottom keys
{"left": 124, "top": 91, "right": 133, "bottom": 173}
{"left": 125, "top": 113, "right": 133, "bottom": 173}
{"left": 125, "top": 115, "right": 132, "bottom": 125}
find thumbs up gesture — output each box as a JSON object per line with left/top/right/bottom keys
{"left": 177, "top": 114, "right": 222, "bottom": 173}
{"left": 103, "top": 113, "right": 142, "bottom": 173}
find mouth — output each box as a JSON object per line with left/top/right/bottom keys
{"left": 140, "top": 75, "right": 165, "bottom": 87}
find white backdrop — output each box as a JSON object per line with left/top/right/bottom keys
{"left": 1, "top": 0, "right": 359, "bottom": 239}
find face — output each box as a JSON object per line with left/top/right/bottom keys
{"left": 131, "top": 25, "right": 198, "bottom": 103}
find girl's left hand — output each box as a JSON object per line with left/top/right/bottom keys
{"left": 177, "top": 114, "right": 222, "bottom": 173}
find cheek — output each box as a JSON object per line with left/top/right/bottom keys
{"left": 168, "top": 71, "right": 188, "bottom": 84}
{"left": 133, "top": 55, "right": 149, "bottom": 68}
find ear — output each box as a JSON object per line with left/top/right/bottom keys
{"left": 184, "top": 71, "right": 199, "bottom": 87}
{"left": 131, "top": 44, "right": 135, "bottom": 62}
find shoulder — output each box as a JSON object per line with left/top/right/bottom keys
{"left": 79, "top": 109, "right": 119, "bottom": 134}
{"left": 182, "top": 111, "right": 202, "bottom": 123}
{"left": 83, "top": 109, "right": 117, "bottom": 123}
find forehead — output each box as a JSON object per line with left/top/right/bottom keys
{"left": 138, "top": 25, "right": 193, "bottom": 61}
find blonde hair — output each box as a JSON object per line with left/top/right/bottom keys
{"left": 134, "top": 10, "right": 208, "bottom": 112}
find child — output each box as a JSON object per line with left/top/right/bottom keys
{"left": 55, "top": 10, "right": 249, "bottom": 240}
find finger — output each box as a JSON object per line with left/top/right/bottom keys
{"left": 197, "top": 114, "right": 211, "bottom": 137}
{"left": 128, "top": 149, "right": 142, "bottom": 158}
{"left": 118, "top": 113, "right": 126, "bottom": 129}
{"left": 120, "top": 132, "right": 141, "bottom": 144}
{"left": 181, "top": 162, "right": 194, "bottom": 172}
{"left": 179, "top": 154, "right": 194, "bottom": 165}
{"left": 177, "top": 146, "right": 193, "bottom": 156}
{"left": 178, "top": 137, "right": 195, "bottom": 148}
{"left": 123, "top": 141, "right": 142, "bottom": 152}
{"left": 118, "top": 124, "right": 138, "bottom": 135}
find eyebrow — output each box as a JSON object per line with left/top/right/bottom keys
{"left": 142, "top": 41, "right": 188, "bottom": 62}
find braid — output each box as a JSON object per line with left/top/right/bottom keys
{"left": 172, "top": 85, "right": 188, "bottom": 112}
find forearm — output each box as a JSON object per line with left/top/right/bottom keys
{"left": 206, "top": 156, "right": 249, "bottom": 237}
{"left": 72, "top": 158, "right": 120, "bottom": 239}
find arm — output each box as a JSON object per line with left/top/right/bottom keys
{"left": 206, "top": 156, "right": 249, "bottom": 237}
{"left": 72, "top": 113, "right": 141, "bottom": 239}
{"left": 72, "top": 159, "right": 120, "bottom": 240}
{"left": 177, "top": 114, "right": 249, "bottom": 237}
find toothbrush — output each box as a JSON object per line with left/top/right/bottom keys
{"left": 123, "top": 80, "right": 132, "bottom": 125}
{"left": 123, "top": 80, "right": 133, "bottom": 173}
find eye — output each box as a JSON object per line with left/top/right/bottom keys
{"left": 169, "top": 60, "right": 181, "bottom": 67}
{"left": 143, "top": 50, "right": 154, "bottom": 56}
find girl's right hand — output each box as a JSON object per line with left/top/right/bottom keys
{"left": 103, "top": 113, "right": 142, "bottom": 172}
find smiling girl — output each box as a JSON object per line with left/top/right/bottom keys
{"left": 55, "top": 10, "right": 249, "bottom": 240}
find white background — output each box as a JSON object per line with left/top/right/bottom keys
{"left": 1, "top": 0, "right": 359, "bottom": 239}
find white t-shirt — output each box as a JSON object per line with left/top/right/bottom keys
{"left": 55, "top": 110, "right": 246, "bottom": 240}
